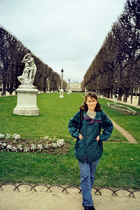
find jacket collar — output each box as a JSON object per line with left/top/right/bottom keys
{"left": 95, "top": 111, "right": 102, "bottom": 120}
{"left": 84, "top": 110, "right": 101, "bottom": 120}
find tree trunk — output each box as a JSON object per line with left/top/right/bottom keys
{"left": 103, "top": 89, "right": 107, "bottom": 97}
{"left": 43, "top": 77, "right": 46, "bottom": 92}
{"left": 15, "top": 66, "right": 20, "bottom": 89}
{"left": 123, "top": 87, "right": 129, "bottom": 102}
{"left": 7, "top": 83, "right": 9, "bottom": 92}
{"left": 137, "top": 85, "right": 140, "bottom": 106}
{"left": 118, "top": 88, "right": 123, "bottom": 101}
{"left": 2, "top": 82, "right": 6, "bottom": 95}
{"left": 9, "top": 84, "right": 13, "bottom": 94}
{"left": 107, "top": 88, "right": 110, "bottom": 98}
{"left": 138, "top": 95, "right": 140, "bottom": 106}
{"left": 131, "top": 86, "right": 133, "bottom": 104}
{"left": 110, "top": 87, "right": 113, "bottom": 98}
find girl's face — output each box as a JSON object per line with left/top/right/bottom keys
{"left": 86, "top": 96, "right": 98, "bottom": 112}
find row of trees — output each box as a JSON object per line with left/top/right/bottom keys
{"left": 0, "top": 27, "right": 67, "bottom": 95}
{"left": 82, "top": 0, "right": 140, "bottom": 105}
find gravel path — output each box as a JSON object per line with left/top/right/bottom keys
{"left": 111, "top": 119, "right": 137, "bottom": 144}
{"left": 0, "top": 185, "right": 140, "bottom": 210}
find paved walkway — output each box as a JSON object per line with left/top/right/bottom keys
{"left": 111, "top": 119, "right": 137, "bottom": 144}
{"left": 0, "top": 185, "right": 140, "bottom": 210}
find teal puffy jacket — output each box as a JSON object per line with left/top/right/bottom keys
{"left": 68, "top": 110, "right": 113, "bottom": 163}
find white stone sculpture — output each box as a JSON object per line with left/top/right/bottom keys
{"left": 18, "top": 53, "right": 37, "bottom": 86}
{"left": 13, "top": 53, "right": 39, "bottom": 116}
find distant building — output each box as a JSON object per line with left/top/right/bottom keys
{"left": 70, "top": 82, "right": 82, "bottom": 92}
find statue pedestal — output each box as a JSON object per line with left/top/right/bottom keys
{"left": 59, "top": 89, "right": 64, "bottom": 98}
{"left": 13, "top": 87, "right": 39, "bottom": 116}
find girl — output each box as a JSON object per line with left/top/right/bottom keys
{"left": 68, "top": 92, "right": 113, "bottom": 210}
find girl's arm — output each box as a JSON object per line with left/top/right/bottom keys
{"left": 68, "top": 111, "right": 81, "bottom": 139}
{"left": 99, "top": 110, "right": 113, "bottom": 141}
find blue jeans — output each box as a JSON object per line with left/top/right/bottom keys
{"left": 79, "top": 159, "right": 99, "bottom": 207}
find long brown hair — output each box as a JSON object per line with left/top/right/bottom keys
{"left": 80, "top": 92, "right": 102, "bottom": 112}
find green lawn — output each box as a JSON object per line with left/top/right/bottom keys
{"left": 0, "top": 92, "right": 140, "bottom": 189}
{"left": 0, "top": 92, "right": 126, "bottom": 142}
{"left": 0, "top": 92, "right": 83, "bottom": 139}
{"left": 99, "top": 98, "right": 140, "bottom": 143}
{"left": 0, "top": 142, "right": 139, "bottom": 189}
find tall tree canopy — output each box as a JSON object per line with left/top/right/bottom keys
{"left": 0, "top": 27, "right": 62, "bottom": 95}
{"left": 83, "top": 0, "right": 140, "bottom": 105}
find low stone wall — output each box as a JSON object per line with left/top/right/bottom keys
{"left": 108, "top": 95, "right": 140, "bottom": 108}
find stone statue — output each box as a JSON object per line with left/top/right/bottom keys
{"left": 18, "top": 53, "right": 37, "bottom": 86}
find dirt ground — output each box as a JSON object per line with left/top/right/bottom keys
{"left": 0, "top": 185, "right": 140, "bottom": 210}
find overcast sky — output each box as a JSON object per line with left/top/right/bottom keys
{"left": 0, "top": 0, "right": 126, "bottom": 83}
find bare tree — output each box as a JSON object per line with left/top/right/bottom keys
{"left": 0, "top": 27, "right": 62, "bottom": 93}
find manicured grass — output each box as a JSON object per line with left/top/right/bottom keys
{"left": 99, "top": 98, "right": 140, "bottom": 143}
{"left": 0, "top": 93, "right": 83, "bottom": 139}
{"left": 0, "top": 93, "right": 126, "bottom": 142}
{"left": 0, "top": 92, "right": 140, "bottom": 189}
{"left": 0, "top": 141, "right": 140, "bottom": 189}
{"left": 96, "top": 143, "right": 140, "bottom": 189}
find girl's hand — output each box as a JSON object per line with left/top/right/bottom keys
{"left": 96, "top": 135, "right": 100, "bottom": 141}
{"left": 79, "top": 134, "right": 83, "bottom": 140}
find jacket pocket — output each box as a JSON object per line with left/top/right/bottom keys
{"left": 75, "top": 140, "right": 85, "bottom": 161}
{"left": 87, "top": 141, "right": 103, "bottom": 162}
